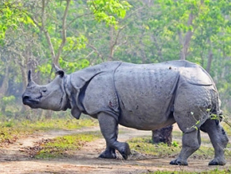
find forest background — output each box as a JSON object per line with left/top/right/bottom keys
{"left": 0, "top": 0, "right": 231, "bottom": 123}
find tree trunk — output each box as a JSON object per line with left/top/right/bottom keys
{"left": 20, "top": 64, "right": 28, "bottom": 113}
{"left": 109, "top": 26, "right": 114, "bottom": 61}
{"left": 152, "top": 125, "right": 173, "bottom": 146}
{"left": 0, "top": 64, "right": 9, "bottom": 98}
{"left": 0, "top": 64, "right": 9, "bottom": 113}
{"left": 206, "top": 39, "right": 213, "bottom": 73}
{"left": 179, "top": 12, "right": 194, "bottom": 60}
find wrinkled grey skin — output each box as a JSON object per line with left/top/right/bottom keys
{"left": 22, "top": 60, "right": 229, "bottom": 166}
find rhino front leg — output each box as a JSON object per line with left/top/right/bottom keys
{"left": 98, "top": 113, "right": 131, "bottom": 160}
{"left": 170, "top": 130, "right": 201, "bottom": 166}
{"left": 99, "top": 118, "right": 118, "bottom": 159}
{"left": 99, "top": 143, "right": 116, "bottom": 159}
{"left": 201, "top": 119, "right": 228, "bottom": 166}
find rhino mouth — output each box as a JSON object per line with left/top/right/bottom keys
{"left": 22, "top": 96, "right": 40, "bottom": 107}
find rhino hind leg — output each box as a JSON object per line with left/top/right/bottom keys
{"left": 200, "top": 119, "right": 228, "bottom": 166}
{"left": 98, "top": 113, "right": 131, "bottom": 160}
{"left": 170, "top": 130, "right": 201, "bottom": 166}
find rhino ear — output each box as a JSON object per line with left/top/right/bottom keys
{"left": 56, "top": 70, "right": 65, "bottom": 78}
{"left": 53, "top": 64, "right": 65, "bottom": 78}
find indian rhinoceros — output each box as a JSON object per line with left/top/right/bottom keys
{"left": 22, "top": 60, "right": 229, "bottom": 166}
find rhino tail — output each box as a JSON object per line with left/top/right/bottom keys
{"left": 210, "top": 88, "right": 223, "bottom": 122}
{"left": 184, "top": 113, "right": 209, "bottom": 134}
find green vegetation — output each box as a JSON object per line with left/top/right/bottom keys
{"left": 223, "top": 123, "right": 231, "bottom": 136}
{"left": 145, "top": 168, "right": 231, "bottom": 174}
{"left": 0, "top": 0, "right": 230, "bottom": 120}
{"left": 0, "top": 117, "right": 97, "bottom": 145}
{"left": 128, "top": 136, "right": 231, "bottom": 160}
{"left": 34, "top": 132, "right": 101, "bottom": 159}
{"left": 0, "top": 2, "right": 230, "bottom": 172}
{"left": 87, "top": 0, "right": 131, "bottom": 27}
{"left": 0, "top": 0, "right": 33, "bottom": 41}
{"left": 22, "top": 117, "right": 97, "bottom": 131}
{"left": 129, "top": 137, "right": 180, "bottom": 157}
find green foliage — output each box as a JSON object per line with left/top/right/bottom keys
{"left": 3, "top": 120, "right": 14, "bottom": 127}
{"left": 87, "top": 0, "right": 132, "bottom": 28}
{"left": 1, "top": 0, "right": 231, "bottom": 120}
{"left": 0, "top": 0, "right": 34, "bottom": 41}
{"left": 37, "top": 64, "right": 52, "bottom": 75}
{"left": 63, "top": 35, "right": 88, "bottom": 51}
{"left": 171, "top": 140, "right": 179, "bottom": 147}
{"left": 2, "top": 95, "right": 15, "bottom": 105}
{"left": 59, "top": 57, "right": 90, "bottom": 73}
{"left": 0, "top": 96, "right": 16, "bottom": 116}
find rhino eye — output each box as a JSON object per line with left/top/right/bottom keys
{"left": 42, "top": 89, "right": 47, "bottom": 93}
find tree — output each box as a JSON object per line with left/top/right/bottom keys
{"left": 0, "top": 0, "right": 33, "bottom": 40}
{"left": 0, "top": 0, "right": 35, "bottom": 116}
{"left": 1, "top": 0, "right": 231, "bottom": 125}
{"left": 151, "top": 0, "right": 231, "bottom": 145}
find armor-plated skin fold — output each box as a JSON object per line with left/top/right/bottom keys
{"left": 22, "top": 60, "right": 229, "bottom": 166}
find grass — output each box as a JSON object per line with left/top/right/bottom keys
{"left": 128, "top": 135, "right": 231, "bottom": 160}
{"left": 129, "top": 133, "right": 231, "bottom": 174}
{"left": 34, "top": 132, "right": 101, "bottom": 159}
{"left": 0, "top": 117, "right": 98, "bottom": 145}
{"left": 172, "top": 130, "right": 182, "bottom": 137}
{"left": 129, "top": 137, "right": 181, "bottom": 158}
{"left": 0, "top": 114, "right": 101, "bottom": 159}
{"left": 223, "top": 123, "right": 231, "bottom": 136}
{"left": 145, "top": 168, "right": 231, "bottom": 174}
{"left": 22, "top": 117, "right": 97, "bottom": 131}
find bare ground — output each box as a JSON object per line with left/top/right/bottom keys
{"left": 0, "top": 125, "right": 230, "bottom": 174}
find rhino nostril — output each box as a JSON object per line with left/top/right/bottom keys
{"left": 22, "top": 95, "right": 39, "bottom": 105}
{"left": 23, "top": 96, "right": 30, "bottom": 102}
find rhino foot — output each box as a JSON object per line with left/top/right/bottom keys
{"left": 118, "top": 142, "right": 131, "bottom": 160}
{"left": 209, "top": 158, "right": 226, "bottom": 166}
{"left": 99, "top": 149, "right": 116, "bottom": 159}
{"left": 170, "top": 159, "right": 188, "bottom": 166}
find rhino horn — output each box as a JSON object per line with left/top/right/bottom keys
{"left": 28, "top": 70, "right": 32, "bottom": 82}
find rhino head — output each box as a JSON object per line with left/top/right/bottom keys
{"left": 22, "top": 67, "right": 71, "bottom": 111}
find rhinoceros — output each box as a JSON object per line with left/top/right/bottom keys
{"left": 22, "top": 60, "right": 229, "bottom": 166}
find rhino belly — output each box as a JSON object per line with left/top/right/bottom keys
{"left": 114, "top": 64, "right": 178, "bottom": 130}
{"left": 118, "top": 110, "right": 175, "bottom": 130}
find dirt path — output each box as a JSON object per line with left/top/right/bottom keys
{"left": 0, "top": 125, "right": 230, "bottom": 174}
